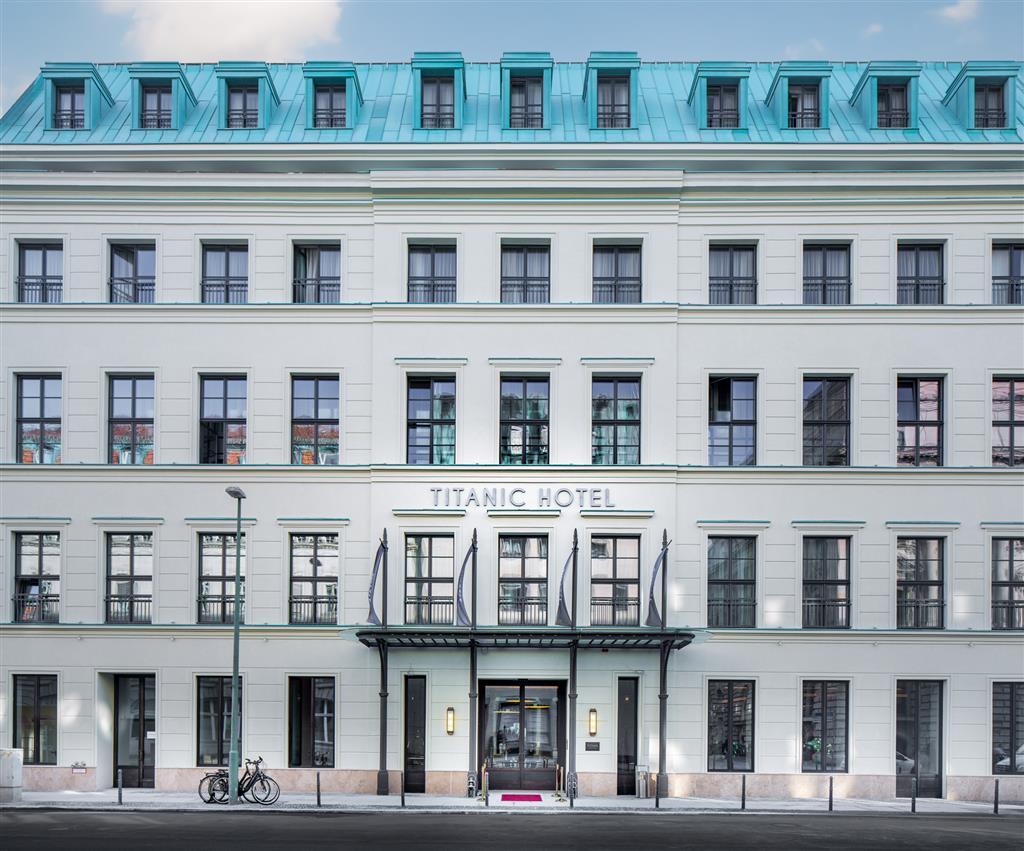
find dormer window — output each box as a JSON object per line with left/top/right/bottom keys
{"left": 141, "top": 84, "right": 172, "bottom": 129}
{"left": 314, "top": 83, "right": 345, "bottom": 128}
{"left": 707, "top": 84, "right": 740, "bottom": 128}
{"left": 421, "top": 75, "right": 455, "bottom": 129}
{"left": 597, "top": 75, "right": 630, "bottom": 128}
{"left": 54, "top": 83, "right": 84, "bottom": 129}
{"left": 975, "top": 81, "right": 1007, "bottom": 128}
{"left": 227, "top": 84, "right": 259, "bottom": 129}
{"left": 510, "top": 75, "right": 543, "bottom": 129}
{"left": 788, "top": 83, "right": 820, "bottom": 128}
{"left": 877, "top": 84, "right": 909, "bottom": 128}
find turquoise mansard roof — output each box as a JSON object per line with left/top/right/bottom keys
{"left": 1, "top": 59, "right": 1021, "bottom": 144}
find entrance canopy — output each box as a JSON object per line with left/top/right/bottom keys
{"left": 356, "top": 625, "right": 695, "bottom": 651}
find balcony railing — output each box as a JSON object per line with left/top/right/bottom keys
{"left": 110, "top": 276, "right": 156, "bottom": 304}
{"left": 596, "top": 106, "right": 630, "bottom": 129}
{"left": 802, "top": 599, "right": 850, "bottom": 629}
{"left": 140, "top": 110, "right": 172, "bottom": 129}
{"left": 54, "top": 110, "right": 84, "bottom": 129}
{"left": 897, "top": 277, "right": 944, "bottom": 305}
{"left": 17, "top": 275, "right": 63, "bottom": 304}
{"left": 509, "top": 105, "right": 543, "bottom": 129}
{"left": 404, "top": 595, "right": 454, "bottom": 625}
{"left": 707, "top": 109, "right": 740, "bottom": 128}
{"left": 590, "top": 596, "right": 640, "bottom": 627}
{"left": 421, "top": 108, "right": 455, "bottom": 129}
{"left": 197, "top": 596, "right": 244, "bottom": 624}
{"left": 497, "top": 596, "right": 548, "bottom": 626}
{"left": 803, "top": 278, "right": 851, "bottom": 305}
{"left": 500, "top": 280, "right": 550, "bottom": 304}
{"left": 993, "top": 276, "right": 1024, "bottom": 305}
{"left": 13, "top": 593, "right": 60, "bottom": 623}
{"left": 878, "top": 109, "right": 910, "bottom": 129}
{"left": 593, "top": 281, "right": 641, "bottom": 304}
{"left": 897, "top": 599, "right": 944, "bottom": 630}
{"left": 293, "top": 277, "right": 341, "bottom": 304}
{"left": 106, "top": 595, "right": 152, "bottom": 624}
{"left": 789, "top": 109, "right": 820, "bottom": 129}
{"left": 227, "top": 110, "right": 259, "bottom": 129}
{"left": 710, "top": 278, "right": 757, "bottom": 305}
{"left": 408, "top": 280, "right": 456, "bottom": 303}
{"left": 992, "top": 600, "right": 1024, "bottom": 631}
{"left": 289, "top": 596, "right": 337, "bottom": 625}
{"left": 975, "top": 109, "right": 1007, "bottom": 128}
{"left": 707, "top": 599, "right": 756, "bottom": 628}
{"left": 314, "top": 109, "right": 346, "bottom": 128}
{"left": 201, "top": 278, "right": 248, "bottom": 304}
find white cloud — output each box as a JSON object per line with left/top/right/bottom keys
{"left": 100, "top": 0, "right": 342, "bottom": 61}
{"left": 938, "top": 0, "right": 980, "bottom": 22}
{"left": 783, "top": 38, "right": 825, "bottom": 60}
{"left": 863, "top": 23, "right": 883, "bottom": 37}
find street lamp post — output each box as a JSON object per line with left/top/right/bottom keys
{"left": 225, "top": 486, "right": 246, "bottom": 805}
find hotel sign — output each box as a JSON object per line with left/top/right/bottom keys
{"left": 429, "top": 486, "right": 617, "bottom": 509}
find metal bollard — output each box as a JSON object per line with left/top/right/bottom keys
{"left": 911, "top": 776, "right": 917, "bottom": 814}
{"left": 316, "top": 771, "right": 321, "bottom": 807}
{"left": 994, "top": 778, "right": 999, "bottom": 815}
{"left": 655, "top": 774, "right": 660, "bottom": 810}
{"left": 484, "top": 771, "right": 489, "bottom": 807}
{"left": 400, "top": 772, "right": 405, "bottom": 808}
{"left": 741, "top": 774, "right": 746, "bottom": 810}
{"left": 828, "top": 776, "right": 834, "bottom": 812}
{"left": 117, "top": 769, "right": 123, "bottom": 805}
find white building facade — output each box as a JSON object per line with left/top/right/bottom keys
{"left": 1, "top": 55, "right": 1023, "bottom": 801}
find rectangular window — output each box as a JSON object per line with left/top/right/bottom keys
{"left": 707, "top": 84, "right": 740, "bottom": 128}
{"left": 13, "top": 675, "right": 57, "bottom": 765}
{"left": 405, "top": 534, "right": 455, "bottom": 625}
{"left": 54, "top": 83, "right": 84, "bottom": 128}
{"left": 803, "top": 244, "right": 850, "bottom": 305}
{"left": 198, "top": 533, "right": 245, "bottom": 624}
{"left": 709, "top": 376, "right": 756, "bottom": 466}
{"left": 17, "top": 243, "right": 63, "bottom": 303}
{"left": 993, "top": 376, "right": 1024, "bottom": 466}
{"left": 788, "top": 83, "right": 820, "bottom": 128}
{"left": 289, "top": 534, "right": 339, "bottom": 624}
{"left": 992, "top": 538, "right": 1024, "bottom": 631}
{"left": 993, "top": 243, "right": 1024, "bottom": 305}
{"left": 593, "top": 245, "right": 641, "bottom": 304}
{"left": 897, "top": 377, "right": 942, "bottom": 466}
{"left": 802, "top": 377, "right": 850, "bottom": 466}
{"left": 201, "top": 244, "right": 248, "bottom": 304}
{"left": 108, "top": 375, "right": 154, "bottom": 464}
{"left": 509, "top": 75, "right": 543, "bottom": 128}
{"left": 802, "top": 681, "right": 848, "bottom": 772}
{"left": 708, "top": 680, "right": 754, "bottom": 771}
{"left": 592, "top": 377, "right": 640, "bottom": 464}
{"left": 109, "top": 244, "right": 156, "bottom": 304}
{"left": 590, "top": 535, "right": 640, "bottom": 626}
{"left": 14, "top": 532, "right": 60, "bottom": 624}
{"left": 501, "top": 244, "right": 550, "bottom": 304}
{"left": 709, "top": 244, "right": 757, "bottom": 304}
{"left": 897, "top": 537, "right": 944, "bottom": 629}
{"left": 406, "top": 376, "right": 455, "bottom": 465}
{"left": 596, "top": 75, "right": 630, "bottom": 128}
{"left": 802, "top": 537, "right": 851, "bottom": 628}
{"left": 17, "top": 374, "right": 61, "bottom": 464}
{"left": 498, "top": 535, "right": 548, "bottom": 626}
{"left": 993, "top": 682, "right": 1024, "bottom": 774}
{"left": 197, "top": 676, "right": 240, "bottom": 766}
{"left": 141, "top": 84, "right": 172, "bottom": 129}
{"left": 227, "top": 84, "right": 258, "bottom": 128}
{"left": 499, "top": 376, "right": 550, "bottom": 464}
{"left": 293, "top": 244, "right": 341, "bottom": 304}
{"left": 408, "top": 244, "right": 456, "bottom": 303}
{"left": 291, "top": 375, "right": 339, "bottom": 465}
{"left": 897, "top": 244, "right": 944, "bottom": 305}
{"left": 313, "top": 83, "right": 346, "bottom": 128}
{"left": 199, "top": 375, "right": 246, "bottom": 465}
{"left": 708, "top": 536, "right": 756, "bottom": 628}
{"left": 877, "top": 83, "right": 909, "bottom": 128}
{"left": 288, "top": 677, "right": 335, "bottom": 767}
{"left": 975, "top": 81, "right": 1007, "bottom": 128}
{"left": 106, "top": 532, "right": 153, "bottom": 624}
{"left": 421, "top": 76, "right": 455, "bottom": 129}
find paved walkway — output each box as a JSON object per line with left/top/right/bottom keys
{"left": 5, "top": 788, "right": 1021, "bottom": 815}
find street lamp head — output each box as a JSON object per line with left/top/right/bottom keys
{"left": 225, "top": 486, "right": 247, "bottom": 500}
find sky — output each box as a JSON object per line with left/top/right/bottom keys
{"left": 1, "top": 0, "right": 1022, "bottom": 112}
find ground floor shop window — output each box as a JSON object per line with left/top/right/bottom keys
{"left": 197, "top": 676, "right": 240, "bottom": 767}
{"left": 13, "top": 674, "right": 57, "bottom": 765}
{"left": 708, "top": 679, "right": 754, "bottom": 772}
{"left": 288, "top": 677, "right": 335, "bottom": 768}
{"left": 801, "top": 680, "right": 848, "bottom": 772}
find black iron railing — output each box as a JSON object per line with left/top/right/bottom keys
{"left": 497, "top": 596, "right": 548, "bottom": 626}
{"left": 509, "top": 105, "right": 543, "bottom": 129}
{"left": 710, "top": 278, "right": 757, "bottom": 305}
{"left": 201, "top": 277, "right": 248, "bottom": 304}
{"left": 106, "top": 596, "right": 152, "bottom": 624}
{"left": 590, "top": 596, "right": 640, "bottom": 627}
{"left": 54, "top": 110, "right": 84, "bottom": 129}
{"left": 408, "top": 280, "right": 456, "bottom": 303}
{"left": 314, "top": 108, "right": 346, "bottom": 128}
{"left": 975, "top": 109, "right": 1006, "bottom": 128}
{"left": 289, "top": 596, "right": 337, "bottom": 625}
{"left": 802, "top": 599, "right": 850, "bottom": 629}
{"left": 501, "top": 281, "right": 550, "bottom": 304}
{"left": 803, "top": 278, "right": 851, "bottom": 305}
{"left": 421, "top": 108, "right": 455, "bottom": 129}
{"left": 596, "top": 106, "right": 630, "bottom": 128}
{"left": 897, "top": 599, "right": 944, "bottom": 630}
{"left": 110, "top": 276, "right": 155, "bottom": 304}
{"left": 13, "top": 593, "right": 60, "bottom": 623}
{"left": 707, "top": 109, "right": 740, "bottom": 128}
{"left": 227, "top": 109, "right": 259, "bottom": 129}
{"left": 992, "top": 600, "right": 1024, "bottom": 631}
{"left": 17, "top": 276, "right": 63, "bottom": 303}
{"left": 593, "top": 281, "right": 641, "bottom": 304}
{"left": 993, "top": 276, "right": 1024, "bottom": 305}
{"left": 878, "top": 109, "right": 910, "bottom": 129}
{"left": 140, "top": 110, "right": 172, "bottom": 129}
{"left": 707, "top": 600, "right": 756, "bottom": 628}
{"left": 293, "top": 277, "right": 341, "bottom": 304}
{"left": 404, "top": 595, "right": 454, "bottom": 625}
{"left": 789, "top": 109, "right": 820, "bottom": 128}
{"left": 897, "top": 277, "right": 944, "bottom": 305}
{"left": 197, "top": 596, "right": 244, "bottom": 624}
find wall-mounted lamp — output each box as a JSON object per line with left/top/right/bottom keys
{"left": 446, "top": 706, "right": 456, "bottom": 735}
{"left": 588, "top": 708, "right": 598, "bottom": 737}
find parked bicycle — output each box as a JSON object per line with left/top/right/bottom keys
{"left": 199, "top": 756, "right": 280, "bottom": 805}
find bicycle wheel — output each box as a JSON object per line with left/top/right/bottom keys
{"left": 198, "top": 774, "right": 216, "bottom": 804}
{"left": 209, "top": 774, "right": 230, "bottom": 804}
{"left": 250, "top": 775, "right": 280, "bottom": 806}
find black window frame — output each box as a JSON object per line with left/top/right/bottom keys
{"left": 708, "top": 679, "right": 755, "bottom": 772}
{"left": 109, "top": 243, "right": 156, "bottom": 304}
{"left": 709, "top": 244, "right": 757, "bottom": 305}
{"left": 197, "top": 532, "right": 245, "bottom": 625}
{"left": 992, "top": 376, "right": 1023, "bottom": 466}
{"left": 105, "top": 531, "right": 153, "bottom": 624}
{"left": 788, "top": 82, "right": 821, "bottom": 128}
{"left": 17, "top": 242, "right": 63, "bottom": 303}
{"left": 596, "top": 74, "right": 630, "bottom": 129}
{"left": 593, "top": 245, "right": 641, "bottom": 304}
{"left": 421, "top": 75, "right": 455, "bottom": 129}
{"left": 291, "top": 375, "right": 340, "bottom": 466}
{"left": 802, "top": 376, "right": 850, "bottom": 466}
{"left": 801, "top": 680, "right": 849, "bottom": 773}
{"left": 497, "top": 534, "right": 548, "bottom": 626}
{"left": 708, "top": 376, "right": 757, "bottom": 466}
{"left": 13, "top": 674, "right": 58, "bottom": 765}
{"left": 404, "top": 534, "right": 455, "bottom": 625}
{"left": 407, "top": 244, "right": 456, "bottom": 303}
{"left": 897, "top": 243, "right": 944, "bottom": 305}
{"left": 140, "top": 83, "right": 173, "bottom": 129}
{"left": 897, "top": 376, "right": 943, "bottom": 467}
{"left": 289, "top": 533, "right": 340, "bottom": 625}
{"left": 802, "top": 536, "right": 851, "bottom": 629}
{"left": 292, "top": 243, "right": 341, "bottom": 304}
{"left": 14, "top": 532, "right": 60, "bottom": 624}
{"left": 992, "top": 538, "right": 1024, "bottom": 631}
{"left": 591, "top": 376, "right": 641, "bottom": 465}
{"left": 802, "top": 243, "right": 851, "bottom": 305}
{"left": 993, "top": 682, "right": 1024, "bottom": 775}
{"left": 509, "top": 75, "right": 543, "bottom": 129}
{"left": 590, "top": 535, "right": 641, "bottom": 627}
{"left": 199, "top": 374, "right": 247, "bottom": 465}
{"left": 201, "top": 244, "right": 248, "bottom": 304}
{"left": 897, "top": 537, "right": 945, "bottom": 630}
{"left": 707, "top": 83, "right": 740, "bottom": 128}
{"left": 500, "top": 244, "right": 550, "bottom": 304}
{"left": 877, "top": 83, "right": 910, "bottom": 128}
{"left": 707, "top": 536, "right": 757, "bottom": 628}
{"left": 196, "top": 675, "right": 240, "bottom": 767}
{"left": 16, "top": 374, "right": 62, "bottom": 465}
{"left": 108, "top": 374, "right": 155, "bottom": 465}
{"left": 406, "top": 375, "right": 456, "bottom": 465}
{"left": 226, "top": 83, "right": 259, "bottom": 129}
{"left": 288, "top": 676, "right": 335, "bottom": 768}
{"left": 975, "top": 80, "right": 1007, "bottom": 129}
{"left": 499, "top": 375, "right": 550, "bottom": 465}
{"left": 53, "top": 82, "right": 84, "bottom": 129}
{"left": 993, "top": 243, "right": 1024, "bottom": 305}
{"left": 313, "top": 82, "right": 346, "bottom": 129}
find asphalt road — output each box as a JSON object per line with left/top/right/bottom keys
{"left": 2, "top": 811, "right": 1022, "bottom": 850}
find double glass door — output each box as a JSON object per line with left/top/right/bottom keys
{"left": 896, "top": 680, "right": 943, "bottom": 798}
{"left": 481, "top": 682, "right": 564, "bottom": 790}
{"left": 114, "top": 674, "right": 155, "bottom": 788}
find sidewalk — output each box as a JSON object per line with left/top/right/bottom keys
{"left": 4, "top": 788, "right": 1022, "bottom": 815}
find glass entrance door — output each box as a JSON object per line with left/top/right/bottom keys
{"left": 481, "top": 681, "right": 564, "bottom": 790}
{"left": 404, "top": 675, "right": 426, "bottom": 794}
{"left": 617, "top": 677, "right": 639, "bottom": 795}
{"left": 114, "top": 674, "right": 155, "bottom": 788}
{"left": 896, "top": 680, "right": 943, "bottom": 798}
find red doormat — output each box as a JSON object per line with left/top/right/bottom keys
{"left": 501, "top": 793, "right": 543, "bottom": 802}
